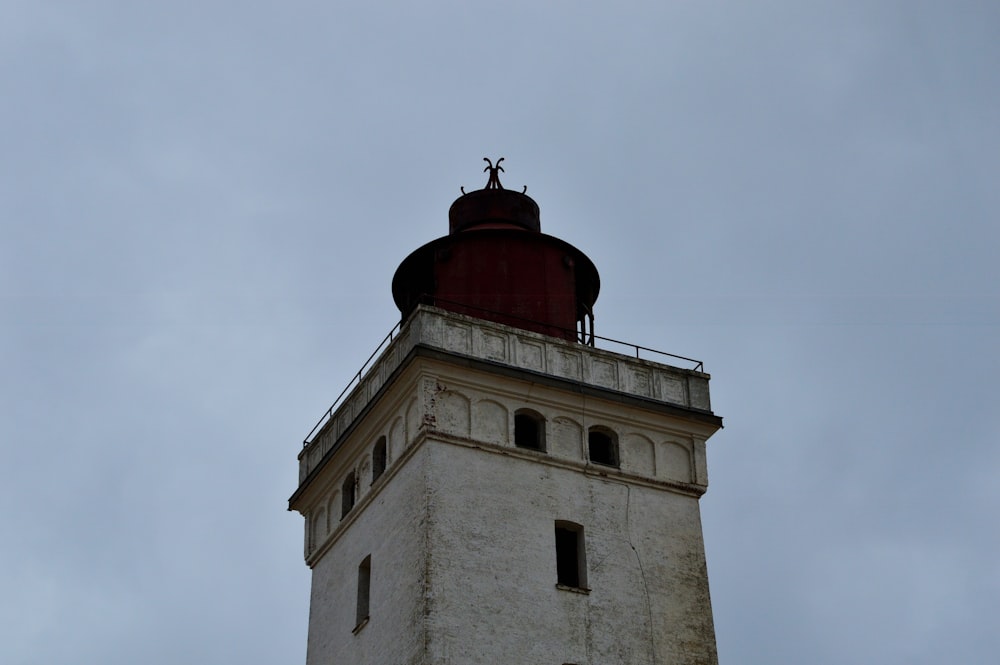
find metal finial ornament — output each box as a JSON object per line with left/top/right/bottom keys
{"left": 483, "top": 157, "right": 505, "bottom": 190}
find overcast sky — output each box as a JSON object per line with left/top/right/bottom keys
{"left": 2, "top": 1, "right": 998, "bottom": 664}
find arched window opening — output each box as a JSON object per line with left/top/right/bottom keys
{"left": 341, "top": 471, "right": 356, "bottom": 518}
{"left": 514, "top": 410, "right": 546, "bottom": 451}
{"left": 588, "top": 427, "right": 619, "bottom": 467}
{"left": 372, "top": 436, "right": 387, "bottom": 483}
{"left": 554, "top": 521, "right": 587, "bottom": 590}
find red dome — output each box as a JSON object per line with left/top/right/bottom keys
{"left": 392, "top": 163, "right": 599, "bottom": 344}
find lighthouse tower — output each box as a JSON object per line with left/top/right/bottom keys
{"left": 289, "top": 160, "right": 724, "bottom": 665}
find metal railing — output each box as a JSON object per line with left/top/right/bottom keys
{"left": 587, "top": 332, "right": 704, "bottom": 372}
{"left": 302, "top": 321, "right": 401, "bottom": 447}
{"left": 421, "top": 296, "right": 705, "bottom": 372}
{"left": 301, "top": 304, "right": 704, "bottom": 447}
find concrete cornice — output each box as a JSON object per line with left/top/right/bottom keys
{"left": 290, "top": 306, "right": 722, "bottom": 508}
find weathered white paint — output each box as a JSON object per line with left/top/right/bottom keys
{"left": 291, "top": 307, "right": 722, "bottom": 665}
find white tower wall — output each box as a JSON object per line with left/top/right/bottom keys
{"left": 291, "top": 307, "right": 722, "bottom": 665}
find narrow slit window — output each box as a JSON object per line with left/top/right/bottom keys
{"left": 341, "top": 471, "right": 356, "bottom": 518}
{"left": 356, "top": 555, "right": 371, "bottom": 628}
{"left": 514, "top": 410, "right": 546, "bottom": 451}
{"left": 372, "top": 436, "right": 387, "bottom": 483}
{"left": 554, "top": 521, "right": 587, "bottom": 589}
{"left": 588, "top": 427, "right": 619, "bottom": 467}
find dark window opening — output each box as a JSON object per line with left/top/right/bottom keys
{"left": 588, "top": 427, "right": 618, "bottom": 467}
{"left": 555, "top": 521, "right": 587, "bottom": 589}
{"left": 356, "top": 555, "right": 371, "bottom": 628}
{"left": 341, "top": 471, "right": 356, "bottom": 518}
{"left": 514, "top": 410, "right": 545, "bottom": 451}
{"left": 372, "top": 437, "right": 387, "bottom": 483}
